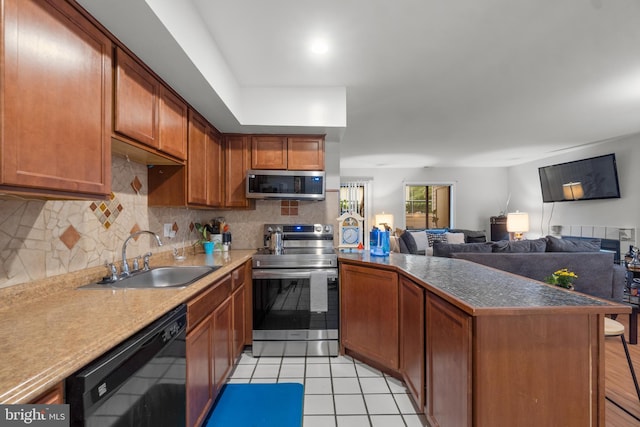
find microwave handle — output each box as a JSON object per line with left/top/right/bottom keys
{"left": 252, "top": 269, "right": 338, "bottom": 280}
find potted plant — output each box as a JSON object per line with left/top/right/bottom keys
{"left": 544, "top": 268, "right": 578, "bottom": 290}
{"left": 194, "top": 222, "right": 215, "bottom": 254}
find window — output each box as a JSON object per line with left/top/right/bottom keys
{"left": 405, "top": 184, "right": 452, "bottom": 230}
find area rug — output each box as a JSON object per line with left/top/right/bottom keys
{"left": 204, "top": 383, "right": 304, "bottom": 427}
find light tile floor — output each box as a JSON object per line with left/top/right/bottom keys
{"left": 227, "top": 351, "right": 429, "bottom": 427}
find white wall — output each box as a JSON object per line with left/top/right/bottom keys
{"left": 340, "top": 166, "right": 509, "bottom": 233}
{"left": 506, "top": 133, "right": 640, "bottom": 241}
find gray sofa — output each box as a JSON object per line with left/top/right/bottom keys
{"left": 429, "top": 235, "right": 626, "bottom": 303}
{"left": 451, "top": 251, "right": 626, "bottom": 303}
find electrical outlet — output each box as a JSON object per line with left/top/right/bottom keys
{"left": 163, "top": 223, "right": 172, "bottom": 237}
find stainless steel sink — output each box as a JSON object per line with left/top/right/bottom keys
{"left": 79, "top": 266, "right": 221, "bottom": 289}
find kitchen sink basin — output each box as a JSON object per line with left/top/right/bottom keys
{"left": 79, "top": 266, "right": 221, "bottom": 289}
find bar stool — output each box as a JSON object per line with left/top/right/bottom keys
{"left": 605, "top": 317, "right": 640, "bottom": 402}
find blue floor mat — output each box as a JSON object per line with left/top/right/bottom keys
{"left": 204, "top": 383, "right": 304, "bottom": 427}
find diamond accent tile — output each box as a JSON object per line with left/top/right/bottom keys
{"left": 130, "top": 224, "right": 141, "bottom": 240}
{"left": 91, "top": 192, "right": 123, "bottom": 229}
{"left": 60, "top": 225, "right": 81, "bottom": 250}
{"left": 130, "top": 176, "right": 142, "bottom": 194}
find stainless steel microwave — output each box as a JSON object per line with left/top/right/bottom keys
{"left": 246, "top": 170, "right": 325, "bottom": 200}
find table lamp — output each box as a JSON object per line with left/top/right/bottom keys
{"left": 375, "top": 213, "right": 394, "bottom": 231}
{"left": 506, "top": 211, "right": 529, "bottom": 240}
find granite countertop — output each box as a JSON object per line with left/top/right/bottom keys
{"left": 0, "top": 249, "right": 254, "bottom": 404}
{"left": 338, "top": 252, "right": 631, "bottom": 316}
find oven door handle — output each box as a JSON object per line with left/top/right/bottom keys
{"left": 252, "top": 269, "right": 338, "bottom": 280}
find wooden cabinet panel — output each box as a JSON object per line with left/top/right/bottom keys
{"left": 251, "top": 135, "right": 325, "bottom": 170}
{"left": 474, "top": 313, "right": 598, "bottom": 426}
{"left": 212, "top": 297, "right": 233, "bottom": 397}
{"left": 187, "top": 110, "right": 208, "bottom": 206}
{"left": 186, "top": 109, "right": 223, "bottom": 207}
{"left": 186, "top": 317, "right": 212, "bottom": 427}
{"left": 425, "top": 292, "right": 472, "bottom": 427}
{"left": 158, "top": 87, "right": 188, "bottom": 160}
{"left": 232, "top": 284, "right": 246, "bottom": 359}
{"left": 187, "top": 275, "right": 231, "bottom": 331}
{"left": 225, "top": 135, "right": 253, "bottom": 208}
{"left": 1, "top": 0, "right": 111, "bottom": 198}
{"left": 114, "top": 47, "right": 158, "bottom": 148}
{"left": 30, "top": 383, "right": 63, "bottom": 404}
{"left": 206, "top": 127, "right": 224, "bottom": 208}
{"left": 288, "top": 136, "right": 325, "bottom": 170}
{"left": 251, "top": 136, "right": 288, "bottom": 169}
{"left": 400, "top": 276, "right": 425, "bottom": 409}
{"left": 340, "top": 264, "right": 399, "bottom": 369}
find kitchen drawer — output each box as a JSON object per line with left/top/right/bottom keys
{"left": 187, "top": 275, "right": 231, "bottom": 330}
{"left": 231, "top": 264, "right": 246, "bottom": 290}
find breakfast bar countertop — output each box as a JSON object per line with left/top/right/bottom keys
{"left": 0, "top": 250, "right": 254, "bottom": 404}
{"left": 338, "top": 251, "right": 631, "bottom": 316}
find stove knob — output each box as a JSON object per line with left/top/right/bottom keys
{"left": 324, "top": 225, "right": 331, "bottom": 233}
{"left": 315, "top": 225, "right": 322, "bottom": 232}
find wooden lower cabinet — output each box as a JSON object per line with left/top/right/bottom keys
{"left": 186, "top": 314, "right": 213, "bottom": 427}
{"left": 340, "top": 263, "right": 399, "bottom": 369}
{"left": 232, "top": 284, "right": 246, "bottom": 359}
{"left": 399, "top": 276, "right": 425, "bottom": 409}
{"left": 30, "top": 382, "right": 64, "bottom": 404}
{"left": 185, "top": 263, "right": 251, "bottom": 427}
{"left": 212, "top": 297, "right": 232, "bottom": 397}
{"left": 425, "top": 292, "right": 472, "bottom": 427}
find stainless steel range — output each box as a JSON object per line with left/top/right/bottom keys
{"left": 252, "top": 224, "right": 338, "bottom": 357}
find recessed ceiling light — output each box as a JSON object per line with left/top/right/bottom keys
{"left": 310, "top": 38, "right": 329, "bottom": 55}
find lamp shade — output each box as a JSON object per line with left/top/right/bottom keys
{"left": 506, "top": 211, "right": 529, "bottom": 233}
{"left": 375, "top": 213, "right": 394, "bottom": 230}
{"left": 562, "top": 182, "right": 584, "bottom": 200}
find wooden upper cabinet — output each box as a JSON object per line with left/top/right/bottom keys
{"left": 114, "top": 47, "right": 187, "bottom": 161}
{"left": 0, "top": 0, "right": 112, "bottom": 198}
{"left": 158, "top": 86, "right": 188, "bottom": 160}
{"left": 206, "top": 127, "right": 224, "bottom": 208}
{"left": 251, "top": 136, "right": 288, "bottom": 169}
{"left": 187, "top": 111, "right": 209, "bottom": 206}
{"left": 114, "top": 47, "right": 159, "bottom": 148}
{"left": 251, "top": 135, "right": 325, "bottom": 170}
{"left": 288, "top": 136, "right": 325, "bottom": 170}
{"left": 225, "top": 135, "right": 253, "bottom": 209}
{"left": 186, "top": 109, "right": 223, "bottom": 208}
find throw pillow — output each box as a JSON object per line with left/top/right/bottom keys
{"left": 491, "top": 238, "right": 547, "bottom": 253}
{"left": 399, "top": 231, "right": 418, "bottom": 254}
{"left": 409, "top": 231, "right": 430, "bottom": 252}
{"left": 427, "top": 232, "right": 448, "bottom": 247}
{"left": 397, "top": 236, "right": 410, "bottom": 253}
{"left": 545, "top": 235, "right": 601, "bottom": 252}
{"left": 449, "top": 229, "right": 487, "bottom": 243}
{"left": 389, "top": 236, "right": 401, "bottom": 253}
{"left": 444, "top": 232, "right": 465, "bottom": 244}
{"left": 433, "top": 242, "right": 493, "bottom": 258}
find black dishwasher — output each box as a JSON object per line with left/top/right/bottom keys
{"left": 66, "top": 304, "right": 187, "bottom": 427}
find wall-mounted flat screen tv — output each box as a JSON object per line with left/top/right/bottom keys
{"left": 538, "top": 153, "right": 621, "bottom": 203}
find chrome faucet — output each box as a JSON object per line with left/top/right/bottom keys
{"left": 121, "top": 230, "right": 163, "bottom": 277}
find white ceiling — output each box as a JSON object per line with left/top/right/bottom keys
{"left": 77, "top": 0, "right": 640, "bottom": 168}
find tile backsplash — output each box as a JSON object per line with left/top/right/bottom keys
{"left": 0, "top": 154, "right": 337, "bottom": 289}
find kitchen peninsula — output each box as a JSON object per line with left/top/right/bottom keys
{"left": 338, "top": 252, "right": 630, "bottom": 427}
